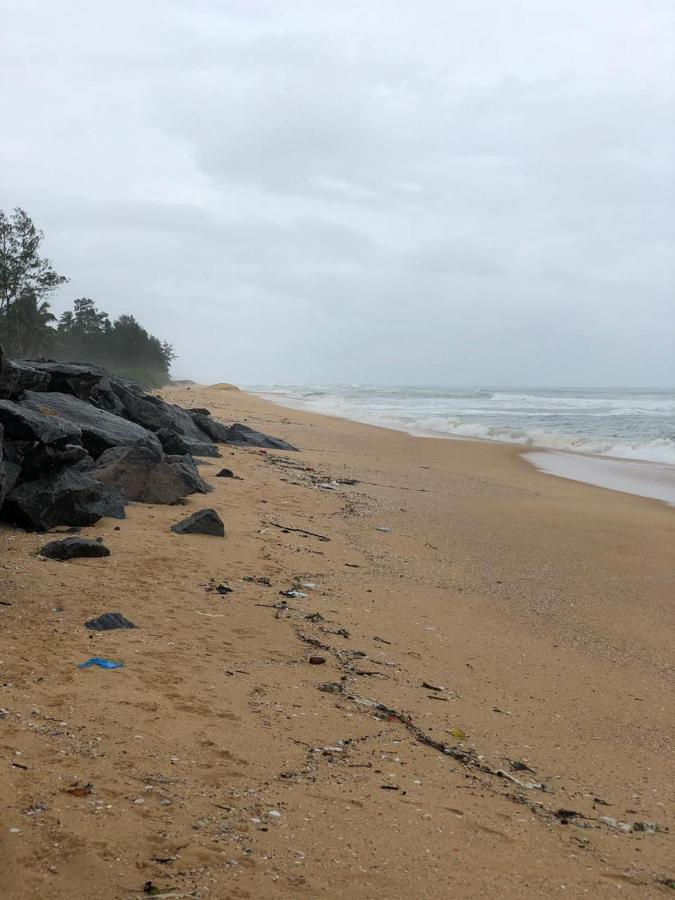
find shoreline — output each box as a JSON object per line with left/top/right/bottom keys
{"left": 2, "top": 384, "right": 673, "bottom": 898}
{"left": 251, "top": 387, "right": 675, "bottom": 507}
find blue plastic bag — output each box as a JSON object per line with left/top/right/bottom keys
{"left": 78, "top": 657, "right": 124, "bottom": 670}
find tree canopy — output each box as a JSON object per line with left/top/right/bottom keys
{"left": 0, "top": 208, "right": 175, "bottom": 386}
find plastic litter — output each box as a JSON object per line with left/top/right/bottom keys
{"left": 85, "top": 612, "right": 136, "bottom": 631}
{"left": 78, "top": 657, "right": 124, "bottom": 669}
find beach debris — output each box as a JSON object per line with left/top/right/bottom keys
{"left": 78, "top": 657, "right": 124, "bottom": 670}
{"left": 380, "top": 785, "right": 400, "bottom": 791}
{"left": 215, "top": 468, "right": 235, "bottom": 478}
{"left": 171, "top": 508, "right": 225, "bottom": 537}
{"left": 373, "top": 636, "right": 392, "bottom": 645}
{"left": 494, "top": 769, "right": 544, "bottom": 790}
{"left": 448, "top": 727, "right": 467, "bottom": 741}
{"left": 305, "top": 612, "right": 325, "bottom": 623}
{"left": 280, "top": 589, "right": 306, "bottom": 599}
{"left": 422, "top": 681, "right": 443, "bottom": 692}
{"left": 243, "top": 575, "right": 272, "bottom": 586}
{"left": 554, "top": 808, "right": 584, "bottom": 824}
{"left": 269, "top": 521, "right": 330, "bottom": 542}
{"left": 632, "top": 821, "right": 660, "bottom": 834}
{"left": 345, "top": 563, "right": 360, "bottom": 568}
{"left": 298, "top": 634, "right": 331, "bottom": 651}
{"left": 275, "top": 600, "right": 289, "bottom": 619}
{"left": 309, "top": 656, "right": 327, "bottom": 665}
{"left": 64, "top": 783, "right": 94, "bottom": 797}
{"left": 40, "top": 536, "right": 111, "bottom": 561}
{"left": 85, "top": 612, "right": 137, "bottom": 631}
{"left": 510, "top": 760, "right": 536, "bottom": 774}
{"left": 598, "top": 816, "right": 633, "bottom": 833}
{"left": 322, "top": 627, "right": 350, "bottom": 639}
{"left": 317, "top": 682, "right": 343, "bottom": 694}
{"left": 25, "top": 801, "right": 48, "bottom": 816}
{"left": 375, "top": 526, "right": 392, "bottom": 533}
{"left": 205, "top": 580, "right": 233, "bottom": 595}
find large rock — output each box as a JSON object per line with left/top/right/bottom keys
{"left": 20, "top": 443, "right": 91, "bottom": 480}
{"left": 21, "top": 391, "right": 160, "bottom": 458}
{"left": 22, "top": 360, "right": 108, "bottom": 400}
{"left": 1, "top": 468, "right": 125, "bottom": 531}
{"left": 0, "top": 348, "right": 51, "bottom": 398}
{"left": 189, "top": 411, "right": 232, "bottom": 443}
{"left": 93, "top": 441, "right": 212, "bottom": 504}
{"left": 0, "top": 398, "right": 82, "bottom": 445}
{"left": 224, "top": 423, "right": 297, "bottom": 451}
{"left": 40, "top": 536, "right": 110, "bottom": 561}
{"left": 171, "top": 508, "right": 225, "bottom": 536}
{"left": 156, "top": 428, "right": 220, "bottom": 458}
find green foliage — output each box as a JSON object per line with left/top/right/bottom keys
{"left": 0, "top": 207, "right": 67, "bottom": 356}
{"left": 0, "top": 208, "right": 175, "bottom": 384}
{"left": 56, "top": 299, "right": 175, "bottom": 385}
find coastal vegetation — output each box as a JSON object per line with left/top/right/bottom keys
{"left": 0, "top": 207, "right": 174, "bottom": 386}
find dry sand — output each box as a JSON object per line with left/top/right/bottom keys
{"left": 1, "top": 386, "right": 673, "bottom": 899}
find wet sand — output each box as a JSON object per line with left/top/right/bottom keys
{"left": 1, "top": 385, "right": 673, "bottom": 898}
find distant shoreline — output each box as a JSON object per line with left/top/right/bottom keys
{"left": 251, "top": 386, "right": 675, "bottom": 507}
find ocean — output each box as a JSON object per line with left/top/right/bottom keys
{"left": 247, "top": 385, "right": 675, "bottom": 467}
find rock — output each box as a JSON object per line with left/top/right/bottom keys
{"left": 0, "top": 398, "right": 83, "bottom": 445}
{"left": 224, "top": 423, "right": 297, "bottom": 451}
{"left": 21, "top": 391, "right": 160, "bottom": 458}
{"left": 156, "top": 428, "right": 220, "bottom": 458}
{"left": 164, "top": 454, "right": 213, "bottom": 495}
{"left": 171, "top": 508, "right": 225, "bottom": 537}
{"left": 215, "top": 468, "right": 235, "bottom": 478}
{"left": 21, "top": 443, "right": 91, "bottom": 480}
{"left": 189, "top": 412, "right": 232, "bottom": 443}
{"left": 112, "top": 381, "right": 214, "bottom": 445}
{"left": 85, "top": 612, "right": 136, "bottom": 630}
{"left": 0, "top": 348, "right": 51, "bottom": 398}
{"left": 40, "top": 536, "right": 111, "bottom": 560}
{"left": 21, "top": 360, "right": 108, "bottom": 400}
{"left": 93, "top": 441, "right": 212, "bottom": 504}
{"left": 2, "top": 469, "right": 125, "bottom": 531}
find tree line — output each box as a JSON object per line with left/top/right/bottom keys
{"left": 0, "top": 207, "right": 175, "bottom": 386}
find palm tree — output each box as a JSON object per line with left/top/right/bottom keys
{"left": 11, "top": 290, "right": 57, "bottom": 357}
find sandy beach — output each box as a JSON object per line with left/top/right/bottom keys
{"left": 1, "top": 385, "right": 673, "bottom": 899}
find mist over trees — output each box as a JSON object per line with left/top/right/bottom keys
{"left": 0, "top": 207, "right": 174, "bottom": 386}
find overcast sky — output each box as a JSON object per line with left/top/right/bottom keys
{"left": 1, "top": 0, "right": 674, "bottom": 386}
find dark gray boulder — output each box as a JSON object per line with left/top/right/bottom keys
{"left": 190, "top": 412, "right": 232, "bottom": 443}
{"left": 21, "top": 391, "right": 160, "bottom": 458}
{"left": 85, "top": 611, "right": 136, "bottom": 630}
{"left": 93, "top": 441, "right": 212, "bottom": 504}
{"left": 0, "top": 398, "right": 82, "bottom": 445}
{"left": 21, "top": 443, "right": 91, "bottom": 480}
{"left": 224, "top": 423, "right": 297, "bottom": 451}
{"left": 22, "top": 360, "right": 108, "bottom": 400}
{"left": 171, "top": 508, "right": 225, "bottom": 537}
{"left": 0, "top": 348, "right": 51, "bottom": 399}
{"left": 156, "top": 427, "right": 220, "bottom": 458}
{"left": 40, "top": 536, "right": 110, "bottom": 560}
{"left": 2, "top": 468, "right": 125, "bottom": 531}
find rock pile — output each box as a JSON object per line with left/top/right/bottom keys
{"left": 0, "top": 349, "right": 296, "bottom": 531}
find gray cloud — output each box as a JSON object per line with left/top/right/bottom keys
{"left": 0, "top": 0, "right": 673, "bottom": 385}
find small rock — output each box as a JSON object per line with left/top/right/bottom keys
{"left": 40, "top": 536, "right": 111, "bottom": 561}
{"left": 309, "top": 656, "right": 326, "bottom": 665}
{"left": 171, "top": 508, "right": 225, "bottom": 537}
{"left": 215, "top": 468, "right": 235, "bottom": 478}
